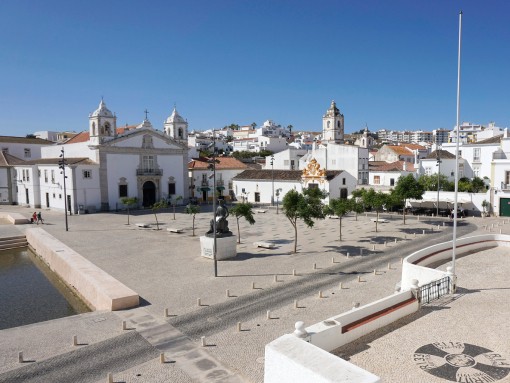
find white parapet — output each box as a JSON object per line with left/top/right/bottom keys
{"left": 26, "top": 228, "right": 139, "bottom": 311}
{"left": 265, "top": 334, "right": 380, "bottom": 383}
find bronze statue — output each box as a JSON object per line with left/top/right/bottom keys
{"left": 206, "top": 200, "right": 231, "bottom": 236}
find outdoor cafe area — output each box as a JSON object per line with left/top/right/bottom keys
{"left": 401, "top": 197, "right": 472, "bottom": 217}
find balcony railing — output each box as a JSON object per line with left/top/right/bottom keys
{"left": 136, "top": 169, "right": 163, "bottom": 176}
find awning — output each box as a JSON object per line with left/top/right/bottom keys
{"left": 200, "top": 187, "right": 211, "bottom": 192}
{"left": 216, "top": 186, "right": 225, "bottom": 191}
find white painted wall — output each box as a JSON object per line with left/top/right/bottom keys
{"left": 0, "top": 141, "right": 48, "bottom": 160}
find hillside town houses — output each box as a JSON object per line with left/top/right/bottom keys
{"left": 1, "top": 99, "right": 509, "bottom": 215}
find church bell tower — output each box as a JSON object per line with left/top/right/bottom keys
{"left": 322, "top": 100, "right": 344, "bottom": 144}
{"left": 89, "top": 99, "right": 117, "bottom": 145}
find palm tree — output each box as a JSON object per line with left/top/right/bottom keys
{"left": 229, "top": 203, "right": 255, "bottom": 243}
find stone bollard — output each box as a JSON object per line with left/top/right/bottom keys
{"left": 237, "top": 322, "right": 242, "bottom": 332}
{"left": 410, "top": 279, "right": 420, "bottom": 300}
{"left": 373, "top": 269, "right": 377, "bottom": 275}
{"left": 293, "top": 321, "right": 309, "bottom": 339}
{"left": 443, "top": 222, "right": 446, "bottom": 227}
{"left": 339, "top": 282, "right": 343, "bottom": 289}
{"left": 164, "top": 308, "right": 169, "bottom": 317}
{"left": 418, "top": 215, "right": 420, "bottom": 221}
{"left": 294, "top": 300, "right": 298, "bottom": 308}
{"left": 372, "top": 244, "right": 376, "bottom": 251}
{"left": 274, "top": 275, "right": 278, "bottom": 283}
{"left": 395, "top": 238, "right": 397, "bottom": 243}
{"left": 18, "top": 351, "right": 23, "bottom": 363}
{"left": 446, "top": 266, "right": 457, "bottom": 293}
{"left": 292, "top": 269, "right": 297, "bottom": 276}
{"left": 437, "top": 225, "right": 440, "bottom": 230}
{"left": 197, "top": 298, "right": 202, "bottom": 306}
{"left": 358, "top": 275, "right": 362, "bottom": 283}
{"left": 201, "top": 336, "right": 206, "bottom": 347}
{"left": 252, "top": 282, "right": 256, "bottom": 289}
{"left": 73, "top": 335, "right": 78, "bottom": 346}
{"left": 422, "top": 230, "right": 425, "bottom": 235}
{"left": 267, "top": 310, "right": 271, "bottom": 320}
{"left": 122, "top": 320, "right": 127, "bottom": 330}
{"left": 384, "top": 241, "right": 387, "bottom": 247}
{"left": 404, "top": 234, "right": 407, "bottom": 239}
{"left": 318, "top": 291, "right": 324, "bottom": 298}
{"left": 226, "top": 289, "right": 231, "bottom": 297}
{"left": 332, "top": 257, "right": 335, "bottom": 264}
{"left": 387, "top": 262, "right": 391, "bottom": 270}
{"left": 313, "top": 263, "right": 317, "bottom": 270}
{"left": 360, "top": 248, "right": 363, "bottom": 256}
{"left": 107, "top": 373, "right": 114, "bottom": 383}
{"left": 414, "top": 232, "right": 416, "bottom": 238}
{"left": 160, "top": 353, "right": 165, "bottom": 364}
{"left": 347, "top": 252, "right": 350, "bottom": 258}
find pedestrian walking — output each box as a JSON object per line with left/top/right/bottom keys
{"left": 37, "top": 212, "right": 44, "bottom": 224}
{"left": 32, "top": 212, "right": 37, "bottom": 224}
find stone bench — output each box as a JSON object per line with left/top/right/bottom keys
{"left": 370, "top": 218, "right": 389, "bottom": 223}
{"left": 0, "top": 212, "right": 31, "bottom": 225}
{"left": 135, "top": 223, "right": 151, "bottom": 228}
{"left": 167, "top": 228, "right": 184, "bottom": 233}
{"left": 256, "top": 209, "right": 267, "bottom": 213}
{"left": 254, "top": 241, "right": 276, "bottom": 249}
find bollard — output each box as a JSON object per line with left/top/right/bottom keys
{"left": 197, "top": 298, "right": 202, "bottom": 306}
{"left": 252, "top": 281, "right": 256, "bottom": 289}
{"left": 500, "top": 228, "right": 502, "bottom": 234}
{"left": 107, "top": 373, "right": 113, "bottom": 383}
{"left": 384, "top": 241, "right": 387, "bottom": 247}
{"left": 73, "top": 335, "right": 78, "bottom": 346}
{"left": 274, "top": 275, "right": 278, "bottom": 283}
{"left": 418, "top": 215, "right": 420, "bottom": 221}
{"left": 332, "top": 257, "right": 335, "bottom": 264}
{"left": 422, "top": 230, "right": 425, "bottom": 235}
{"left": 313, "top": 263, "right": 317, "bottom": 270}
{"left": 318, "top": 291, "right": 323, "bottom": 298}
{"left": 122, "top": 320, "right": 127, "bottom": 330}
{"left": 294, "top": 299, "right": 298, "bottom": 308}
{"left": 443, "top": 222, "right": 446, "bottom": 227}
{"left": 164, "top": 308, "right": 169, "bottom": 317}
{"left": 18, "top": 351, "right": 23, "bottom": 363}
{"left": 437, "top": 225, "right": 440, "bottom": 230}
{"left": 358, "top": 275, "right": 362, "bottom": 283}
{"left": 404, "top": 234, "right": 407, "bottom": 239}
{"left": 372, "top": 244, "right": 375, "bottom": 251}
{"left": 414, "top": 232, "right": 416, "bottom": 238}
{"left": 360, "top": 248, "right": 363, "bottom": 256}
{"left": 373, "top": 269, "right": 377, "bottom": 275}
{"left": 237, "top": 322, "right": 242, "bottom": 332}
{"left": 395, "top": 238, "right": 397, "bottom": 243}
{"left": 339, "top": 282, "right": 343, "bottom": 289}
{"left": 292, "top": 269, "right": 297, "bottom": 276}
{"left": 160, "top": 353, "right": 165, "bottom": 364}
{"left": 201, "top": 336, "right": 206, "bottom": 347}
{"left": 387, "top": 262, "right": 391, "bottom": 270}
{"left": 226, "top": 289, "right": 230, "bottom": 297}
{"left": 347, "top": 252, "right": 350, "bottom": 258}
{"left": 267, "top": 310, "right": 271, "bottom": 320}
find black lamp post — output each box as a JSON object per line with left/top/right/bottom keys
{"left": 207, "top": 131, "right": 218, "bottom": 277}
{"left": 436, "top": 149, "right": 442, "bottom": 217}
{"left": 270, "top": 155, "right": 275, "bottom": 206}
{"left": 58, "top": 148, "right": 69, "bottom": 232}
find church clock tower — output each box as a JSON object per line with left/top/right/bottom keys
{"left": 322, "top": 100, "right": 344, "bottom": 144}
{"left": 89, "top": 99, "right": 117, "bottom": 145}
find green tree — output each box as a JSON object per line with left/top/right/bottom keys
{"left": 418, "top": 174, "right": 454, "bottom": 192}
{"left": 362, "top": 189, "right": 389, "bottom": 232}
{"left": 351, "top": 188, "right": 366, "bottom": 221}
{"left": 282, "top": 188, "right": 327, "bottom": 253}
{"left": 151, "top": 200, "right": 168, "bottom": 230}
{"left": 170, "top": 195, "right": 183, "bottom": 220}
{"left": 471, "top": 177, "right": 486, "bottom": 193}
{"left": 120, "top": 197, "right": 138, "bottom": 225}
{"left": 229, "top": 202, "right": 256, "bottom": 243}
{"left": 392, "top": 174, "right": 424, "bottom": 224}
{"left": 184, "top": 204, "right": 201, "bottom": 236}
{"left": 458, "top": 177, "right": 472, "bottom": 192}
{"left": 325, "top": 198, "right": 353, "bottom": 241}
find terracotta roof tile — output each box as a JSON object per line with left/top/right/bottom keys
{"left": 424, "top": 149, "right": 456, "bottom": 160}
{"left": 387, "top": 146, "right": 413, "bottom": 156}
{"left": 64, "top": 127, "right": 137, "bottom": 144}
{"left": 370, "top": 160, "right": 415, "bottom": 172}
{"left": 475, "top": 134, "right": 503, "bottom": 145}
{"left": 0, "top": 136, "right": 53, "bottom": 145}
{"left": 233, "top": 169, "right": 342, "bottom": 181}
{"left": 189, "top": 157, "right": 248, "bottom": 170}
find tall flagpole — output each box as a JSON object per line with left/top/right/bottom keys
{"left": 452, "top": 11, "right": 463, "bottom": 275}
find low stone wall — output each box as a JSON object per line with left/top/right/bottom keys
{"left": 0, "top": 212, "right": 30, "bottom": 225}
{"left": 26, "top": 228, "right": 139, "bottom": 311}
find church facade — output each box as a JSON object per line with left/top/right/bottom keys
{"left": 15, "top": 100, "right": 189, "bottom": 213}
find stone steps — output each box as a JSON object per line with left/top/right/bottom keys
{"left": 0, "top": 235, "right": 28, "bottom": 250}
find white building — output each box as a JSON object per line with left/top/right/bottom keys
{"left": 419, "top": 149, "right": 460, "bottom": 181}
{"left": 263, "top": 148, "right": 307, "bottom": 170}
{"left": 369, "top": 161, "right": 415, "bottom": 190}
{"left": 14, "top": 100, "right": 189, "bottom": 213}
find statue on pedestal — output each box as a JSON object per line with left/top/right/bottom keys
{"left": 206, "top": 200, "right": 232, "bottom": 237}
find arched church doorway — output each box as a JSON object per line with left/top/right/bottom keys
{"left": 142, "top": 181, "right": 156, "bottom": 207}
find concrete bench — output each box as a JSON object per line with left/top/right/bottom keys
{"left": 328, "top": 215, "right": 340, "bottom": 219}
{"left": 135, "top": 223, "right": 151, "bottom": 228}
{"left": 370, "top": 218, "right": 389, "bottom": 223}
{"left": 167, "top": 228, "right": 184, "bottom": 233}
{"left": 254, "top": 241, "right": 276, "bottom": 249}
{"left": 256, "top": 209, "right": 267, "bottom": 213}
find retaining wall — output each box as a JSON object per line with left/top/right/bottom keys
{"left": 26, "top": 228, "right": 139, "bottom": 311}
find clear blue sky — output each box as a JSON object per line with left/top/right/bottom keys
{"left": 1, "top": 0, "right": 509, "bottom": 136}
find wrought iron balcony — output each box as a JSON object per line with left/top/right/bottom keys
{"left": 136, "top": 169, "right": 163, "bottom": 176}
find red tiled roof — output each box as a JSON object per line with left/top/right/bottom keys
{"left": 189, "top": 157, "right": 248, "bottom": 170}
{"left": 387, "top": 146, "right": 413, "bottom": 156}
{"left": 233, "top": 169, "right": 342, "bottom": 181}
{"left": 0, "top": 136, "right": 53, "bottom": 145}
{"left": 400, "top": 143, "right": 426, "bottom": 150}
{"left": 64, "top": 127, "right": 136, "bottom": 144}
{"left": 370, "top": 160, "right": 415, "bottom": 172}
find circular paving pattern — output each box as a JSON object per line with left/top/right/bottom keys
{"left": 414, "top": 342, "right": 510, "bottom": 382}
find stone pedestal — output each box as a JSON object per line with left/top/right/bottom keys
{"left": 200, "top": 235, "right": 237, "bottom": 260}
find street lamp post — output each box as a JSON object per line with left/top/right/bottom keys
{"left": 270, "top": 155, "right": 275, "bottom": 206}
{"left": 436, "top": 149, "right": 442, "bottom": 217}
{"left": 58, "top": 148, "right": 69, "bottom": 232}
{"left": 208, "top": 131, "right": 218, "bottom": 277}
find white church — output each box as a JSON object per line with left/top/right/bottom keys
{"left": 15, "top": 100, "right": 190, "bottom": 213}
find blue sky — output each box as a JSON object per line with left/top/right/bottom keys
{"left": 1, "top": 1, "right": 509, "bottom": 136}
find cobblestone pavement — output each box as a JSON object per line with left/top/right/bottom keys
{"left": 0, "top": 205, "right": 503, "bottom": 382}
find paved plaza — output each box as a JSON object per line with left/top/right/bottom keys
{"left": 0, "top": 205, "right": 508, "bottom": 382}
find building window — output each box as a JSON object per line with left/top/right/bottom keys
{"left": 425, "top": 167, "right": 432, "bottom": 176}
{"left": 473, "top": 148, "right": 481, "bottom": 162}
{"left": 202, "top": 174, "right": 207, "bottom": 184}
{"left": 53, "top": 193, "right": 56, "bottom": 199}
{"left": 342, "top": 178, "right": 346, "bottom": 185}
{"left": 24, "top": 148, "right": 31, "bottom": 158}
{"left": 340, "top": 188, "right": 348, "bottom": 199}
{"left": 505, "top": 171, "right": 510, "bottom": 187}
{"left": 44, "top": 170, "right": 48, "bottom": 183}
{"left": 373, "top": 175, "right": 380, "bottom": 185}
{"left": 119, "top": 184, "right": 128, "bottom": 198}
{"left": 59, "top": 194, "right": 62, "bottom": 199}
{"left": 142, "top": 155, "right": 155, "bottom": 172}
{"left": 83, "top": 170, "right": 92, "bottom": 179}
{"left": 390, "top": 178, "right": 395, "bottom": 186}
{"left": 51, "top": 170, "right": 55, "bottom": 183}
{"left": 308, "top": 183, "right": 319, "bottom": 189}
{"left": 168, "top": 183, "right": 176, "bottom": 195}
{"left": 22, "top": 169, "right": 26, "bottom": 181}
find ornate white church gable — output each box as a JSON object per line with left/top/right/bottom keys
{"left": 107, "top": 132, "right": 185, "bottom": 150}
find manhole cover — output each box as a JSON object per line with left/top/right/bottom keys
{"left": 414, "top": 342, "right": 510, "bottom": 382}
